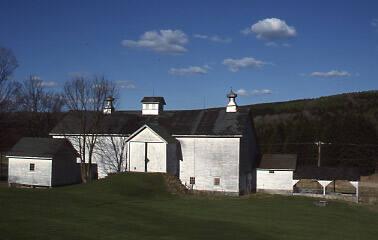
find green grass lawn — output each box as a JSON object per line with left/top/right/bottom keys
{"left": 0, "top": 173, "right": 377, "bottom": 240}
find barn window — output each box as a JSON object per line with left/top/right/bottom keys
{"left": 29, "top": 163, "right": 35, "bottom": 171}
{"left": 214, "top": 177, "right": 220, "bottom": 186}
{"left": 269, "top": 170, "right": 275, "bottom": 174}
{"left": 190, "top": 177, "right": 195, "bottom": 184}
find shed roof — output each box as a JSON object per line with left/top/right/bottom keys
{"left": 293, "top": 166, "right": 361, "bottom": 181}
{"left": 50, "top": 108, "right": 252, "bottom": 137}
{"left": 7, "top": 137, "right": 75, "bottom": 158}
{"left": 258, "top": 154, "right": 297, "bottom": 170}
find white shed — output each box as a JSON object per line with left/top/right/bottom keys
{"left": 256, "top": 154, "right": 297, "bottom": 194}
{"left": 7, "top": 137, "right": 81, "bottom": 187}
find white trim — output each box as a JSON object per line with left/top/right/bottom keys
{"left": 257, "top": 168, "right": 295, "bottom": 171}
{"left": 126, "top": 125, "right": 168, "bottom": 144}
{"left": 6, "top": 156, "right": 52, "bottom": 160}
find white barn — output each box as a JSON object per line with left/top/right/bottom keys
{"left": 256, "top": 154, "right": 297, "bottom": 194}
{"left": 7, "top": 137, "right": 81, "bottom": 187}
{"left": 50, "top": 91, "right": 260, "bottom": 195}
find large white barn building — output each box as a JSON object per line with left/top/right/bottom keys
{"left": 50, "top": 91, "right": 260, "bottom": 195}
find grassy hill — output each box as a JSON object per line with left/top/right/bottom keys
{"left": 0, "top": 173, "right": 377, "bottom": 240}
{"left": 245, "top": 91, "right": 378, "bottom": 172}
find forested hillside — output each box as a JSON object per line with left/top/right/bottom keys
{"left": 245, "top": 91, "right": 378, "bottom": 172}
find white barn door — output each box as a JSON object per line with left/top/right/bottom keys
{"left": 129, "top": 142, "right": 146, "bottom": 172}
{"left": 146, "top": 142, "right": 166, "bottom": 172}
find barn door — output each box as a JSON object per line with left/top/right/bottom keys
{"left": 144, "top": 143, "right": 148, "bottom": 172}
{"left": 129, "top": 142, "right": 146, "bottom": 172}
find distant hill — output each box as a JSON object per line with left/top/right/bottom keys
{"left": 244, "top": 90, "right": 378, "bottom": 172}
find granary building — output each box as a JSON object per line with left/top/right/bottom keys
{"left": 7, "top": 137, "right": 81, "bottom": 187}
{"left": 50, "top": 91, "right": 260, "bottom": 195}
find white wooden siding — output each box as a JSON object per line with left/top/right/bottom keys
{"left": 130, "top": 128, "right": 165, "bottom": 143}
{"left": 256, "top": 169, "right": 294, "bottom": 191}
{"left": 8, "top": 157, "right": 52, "bottom": 186}
{"left": 177, "top": 137, "right": 240, "bottom": 193}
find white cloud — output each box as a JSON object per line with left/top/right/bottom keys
{"left": 371, "top": 18, "right": 378, "bottom": 28}
{"left": 251, "top": 89, "right": 272, "bottom": 95}
{"left": 235, "top": 88, "right": 273, "bottom": 96}
{"left": 40, "top": 81, "right": 59, "bottom": 88}
{"left": 116, "top": 80, "right": 136, "bottom": 89}
{"left": 121, "top": 29, "right": 188, "bottom": 54}
{"left": 265, "top": 42, "right": 291, "bottom": 48}
{"left": 169, "top": 66, "right": 209, "bottom": 76}
{"left": 241, "top": 27, "right": 252, "bottom": 35}
{"left": 194, "top": 34, "right": 232, "bottom": 43}
{"left": 235, "top": 89, "right": 249, "bottom": 96}
{"left": 222, "top": 57, "right": 268, "bottom": 72}
{"left": 310, "top": 70, "right": 351, "bottom": 78}
{"left": 265, "top": 41, "right": 279, "bottom": 47}
{"left": 250, "top": 18, "right": 297, "bottom": 40}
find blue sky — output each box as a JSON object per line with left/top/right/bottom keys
{"left": 1, "top": 0, "right": 377, "bottom": 110}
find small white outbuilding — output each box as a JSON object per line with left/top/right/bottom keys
{"left": 256, "top": 154, "right": 297, "bottom": 194}
{"left": 7, "top": 137, "right": 81, "bottom": 187}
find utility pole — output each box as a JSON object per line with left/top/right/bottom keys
{"left": 316, "top": 141, "right": 323, "bottom": 167}
{"left": 315, "top": 141, "right": 331, "bottom": 167}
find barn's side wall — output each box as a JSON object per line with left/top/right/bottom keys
{"left": 8, "top": 157, "right": 52, "bottom": 186}
{"left": 167, "top": 143, "right": 178, "bottom": 176}
{"left": 176, "top": 137, "right": 240, "bottom": 194}
{"left": 256, "top": 169, "right": 294, "bottom": 192}
{"left": 239, "top": 117, "right": 259, "bottom": 194}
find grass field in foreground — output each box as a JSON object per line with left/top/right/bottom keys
{"left": 0, "top": 173, "right": 377, "bottom": 240}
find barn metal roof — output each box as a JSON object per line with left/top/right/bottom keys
{"left": 50, "top": 108, "right": 252, "bottom": 137}
{"left": 7, "top": 137, "right": 76, "bottom": 158}
{"left": 258, "top": 154, "right": 297, "bottom": 170}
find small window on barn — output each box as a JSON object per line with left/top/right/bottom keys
{"left": 214, "top": 177, "right": 220, "bottom": 186}
{"left": 30, "top": 163, "right": 35, "bottom": 171}
{"left": 269, "top": 170, "right": 274, "bottom": 174}
{"left": 190, "top": 177, "right": 195, "bottom": 185}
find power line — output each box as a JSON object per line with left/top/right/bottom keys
{"left": 260, "top": 142, "right": 378, "bottom": 147}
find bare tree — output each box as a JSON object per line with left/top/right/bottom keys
{"left": 18, "top": 75, "right": 65, "bottom": 113}
{"left": 63, "top": 75, "right": 116, "bottom": 182}
{"left": 0, "top": 47, "right": 19, "bottom": 112}
{"left": 96, "top": 136, "right": 128, "bottom": 174}
{"left": 15, "top": 75, "right": 65, "bottom": 136}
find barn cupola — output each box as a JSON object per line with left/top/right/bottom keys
{"left": 226, "top": 89, "right": 238, "bottom": 113}
{"left": 103, "top": 96, "right": 115, "bottom": 115}
{"left": 141, "top": 97, "right": 166, "bottom": 115}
